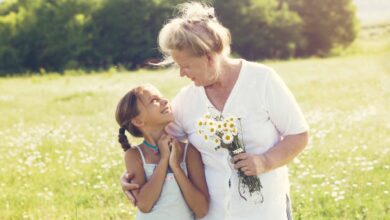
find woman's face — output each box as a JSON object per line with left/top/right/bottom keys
{"left": 171, "top": 49, "right": 218, "bottom": 87}
{"left": 136, "top": 86, "right": 174, "bottom": 127}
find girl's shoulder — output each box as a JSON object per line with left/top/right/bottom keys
{"left": 124, "top": 146, "right": 143, "bottom": 165}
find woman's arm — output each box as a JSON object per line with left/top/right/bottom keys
{"left": 170, "top": 143, "right": 210, "bottom": 218}
{"left": 120, "top": 172, "right": 139, "bottom": 205}
{"left": 124, "top": 148, "right": 169, "bottom": 213}
{"left": 233, "top": 132, "right": 308, "bottom": 176}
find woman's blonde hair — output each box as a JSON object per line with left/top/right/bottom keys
{"left": 158, "top": 2, "right": 231, "bottom": 61}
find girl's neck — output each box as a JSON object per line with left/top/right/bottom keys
{"left": 142, "top": 126, "right": 166, "bottom": 147}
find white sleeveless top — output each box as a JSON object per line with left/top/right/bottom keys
{"left": 135, "top": 144, "right": 194, "bottom": 220}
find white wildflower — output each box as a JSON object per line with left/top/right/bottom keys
{"left": 222, "top": 132, "right": 234, "bottom": 144}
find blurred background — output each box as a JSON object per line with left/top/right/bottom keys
{"left": 0, "top": 0, "right": 389, "bottom": 219}
{"left": 0, "top": 0, "right": 383, "bottom": 74}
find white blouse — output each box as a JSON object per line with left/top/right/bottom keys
{"left": 166, "top": 60, "right": 308, "bottom": 220}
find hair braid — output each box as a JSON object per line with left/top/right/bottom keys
{"left": 118, "top": 127, "right": 131, "bottom": 151}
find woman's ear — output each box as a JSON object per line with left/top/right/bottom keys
{"left": 206, "top": 53, "right": 215, "bottom": 66}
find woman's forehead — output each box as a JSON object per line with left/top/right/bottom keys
{"left": 172, "top": 49, "right": 197, "bottom": 62}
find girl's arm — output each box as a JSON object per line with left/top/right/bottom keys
{"left": 124, "top": 148, "right": 169, "bottom": 213}
{"left": 170, "top": 143, "right": 210, "bottom": 219}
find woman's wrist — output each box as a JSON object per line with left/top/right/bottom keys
{"left": 258, "top": 154, "right": 272, "bottom": 173}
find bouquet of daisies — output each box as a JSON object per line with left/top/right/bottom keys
{"left": 197, "top": 113, "right": 264, "bottom": 203}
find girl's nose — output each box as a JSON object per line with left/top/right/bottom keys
{"left": 160, "top": 98, "right": 168, "bottom": 106}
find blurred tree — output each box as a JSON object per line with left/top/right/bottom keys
{"left": 215, "top": 0, "right": 303, "bottom": 60}
{"left": 0, "top": 0, "right": 359, "bottom": 74}
{"left": 282, "top": 0, "right": 359, "bottom": 56}
{"left": 90, "top": 0, "right": 178, "bottom": 69}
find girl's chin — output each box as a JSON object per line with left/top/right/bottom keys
{"left": 163, "top": 114, "right": 175, "bottom": 123}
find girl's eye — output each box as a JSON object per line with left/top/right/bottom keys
{"left": 151, "top": 98, "right": 159, "bottom": 103}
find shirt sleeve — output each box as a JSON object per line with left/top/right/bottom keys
{"left": 264, "top": 69, "right": 309, "bottom": 136}
{"left": 165, "top": 89, "right": 188, "bottom": 142}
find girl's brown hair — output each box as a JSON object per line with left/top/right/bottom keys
{"left": 115, "top": 86, "right": 144, "bottom": 151}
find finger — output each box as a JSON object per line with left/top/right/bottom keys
{"left": 121, "top": 172, "right": 134, "bottom": 184}
{"left": 159, "top": 134, "right": 168, "bottom": 141}
{"left": 124, "top": 190, "right": 137, "bottom": 206}
{"left": 244, "top": 170, "right": 254, "bottom": 176}
{"left": 122, "top": 182, "right": 139, "bottom": 191}
{"left": 234, "top": 160, "right": 247, "bottom": 170}
{"left": 241, "top": 166, "right": 249, "bottom": 172}
{"left": 233, "top": 153, "right": 248, "bottom": 163}
{"left": 126, "top": 172, "right": 135, "bottom": 180}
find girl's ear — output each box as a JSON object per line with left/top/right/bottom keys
{"left": 131, "top": 116, "right": 144, "bottom": 128}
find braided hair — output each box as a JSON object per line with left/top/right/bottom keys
{"left": 115, "top": 86, "right": 144, "bottom": 151}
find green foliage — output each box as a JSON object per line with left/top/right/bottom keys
{"left": 0, "top": 0, "right": 359, "bottom": 74}
{"left": 215, "top": 0, "right": 303, "bottom": 60}
{"left": 284, "top": 0, "right": 359, "bottom": 56}
{"left": 89, "top": 0, "right": 174, "bottom": 69}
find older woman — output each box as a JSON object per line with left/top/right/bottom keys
{"left": 121, "top": 2, "right": 308, "bottom": 220}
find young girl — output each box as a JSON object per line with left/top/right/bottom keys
{"left": 115, "top": 84, "right": 209, "bottom": 220}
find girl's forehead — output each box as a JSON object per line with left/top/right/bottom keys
{"left": 138, "top": 86, "right": 162, "bottom": 99}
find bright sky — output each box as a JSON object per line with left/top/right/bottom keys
{"left": 354, "top": 0, "right": 390, "bottom": 25}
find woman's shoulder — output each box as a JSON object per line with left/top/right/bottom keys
{"left": 175, "top": 83, "right": 198, "bottom": 97}
{"left": 243, "top": 59, "right": 273, "bottom": 71}
{"left": 242, "top": 60, "right": 274, "bottom": 80}
{"left": 239, "top": 60, "right": 276, "bottom": 86}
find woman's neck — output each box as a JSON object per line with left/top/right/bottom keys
{"left": 207, "top": 57, "right": 242, "bottom": 90}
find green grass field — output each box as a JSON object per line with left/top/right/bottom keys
{"left": 1, "top": 25, "right": 389, "bottom": 219}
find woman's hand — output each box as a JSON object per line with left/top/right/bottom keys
{"left": 169, "top": 137, "right": 183, "bottom": 170}
{"left": 233, "top": 153, "right": 269, "bottom": 176}
{"left": 120, "top": 171, "right": 140, "bottom": 205}
{"left": 157, "top": 134, "right": 171, "bottom": 160}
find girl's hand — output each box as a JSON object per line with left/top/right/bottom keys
{"left": 169, "top": 137, "right": 183, "bottom": 169}
{"left": 157, "top": 134, "right": 171, "bottom": 160}
{"left": 233, "top": 153, "right": 268, "bottom": 176}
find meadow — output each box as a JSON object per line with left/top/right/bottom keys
{"left": 0, "top": 25, "right": 389, "bottom": 219}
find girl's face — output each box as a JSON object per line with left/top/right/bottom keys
{"left": 136, "top": 86, "right": 174, "bottom": 127}
{"left": 171, "top": 49, "right": 218, "bottom": 87}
